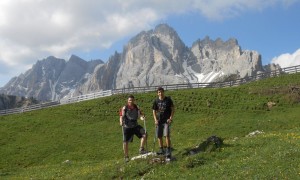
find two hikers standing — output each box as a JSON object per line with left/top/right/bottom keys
{"left": 120, "top": 87, "right": 175, "bottom": 162}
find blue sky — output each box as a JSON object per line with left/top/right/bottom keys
{"left": 0, "top": 0, "right": 300, "bottom": 87}
{"left": 101, "top": 2, "right": 300, "bottom": 65}
{"left": 167, "top": 5, "right": 300, "bottom": 65}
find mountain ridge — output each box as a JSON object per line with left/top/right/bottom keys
{"left": 0, "top": 24, "right": 268, "bottom": 101}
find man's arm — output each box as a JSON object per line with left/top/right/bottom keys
{"left": 153, "top": 110, "right": 158, "bottom": 125}
{"left": 119, "top": 106, "right": 125, "bottom": 126}
{"left": 119, "top": 116, "right": 123, "bottom": 126}
{"left": 170, "top": 106, "right": 175, "bottom": 119}
{"left": 167, "top": 105, "right": 175, "bottom": 124}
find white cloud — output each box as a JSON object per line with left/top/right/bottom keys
{"left": 0, "top": 0, "right": 298, "bottom": 86}
{"left": 271, "top": 49, "right": 300, "bottom": 68}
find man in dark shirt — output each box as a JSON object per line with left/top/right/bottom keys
{"left": 120, "top": 95, "right": 147, "bottom": 162}
{"left": 152, "top": 87, "right": 175, "bottom": 159}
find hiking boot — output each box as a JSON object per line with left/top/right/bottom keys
{"left": 157, "top": 147, "right": 165, "bottom": 155}
{"left": 124, "top": 156, "right": 129, "bottom": 163}
{"left": 166, "top": 147, "right": 172, "bottom": 158}
{"left": 139, "top": 147, "right": 147, "bottom": 154}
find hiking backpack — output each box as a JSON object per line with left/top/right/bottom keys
{"left": 122, "top": 104, "right": 139, "bottom": 128}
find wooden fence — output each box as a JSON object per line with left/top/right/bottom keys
{"left": 0, "top": 101, "right": 60, "bottom": 115}
{"left": 1, "top": 64, "right": 300, "bottom": 116}
{"left": 60, "top": 90, "right": 113, "bottom": 104}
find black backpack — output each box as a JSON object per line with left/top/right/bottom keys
{"left": 122, "top": 104, "right": 139, "bottom": 128}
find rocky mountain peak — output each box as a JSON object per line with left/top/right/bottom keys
{"left": 1, "top": 24, "right": 266, "bottom": 101}
{"left": 69, "top": 54, "right": 84, "bottom": 62}
{"left": 68, "top": 55, "right": 87, "bottom": 67}
{"left": 191, "top": 36, "right": 261, "bottom": 77}
{"left": 35, "top": 56, "right": 65, "bottom": 68}
{"left": 154, "top": 24, "right": 178, "bottom": 36}
{"left": 226, "top": 38, "right": 239, "bottom": 47}
{"left": 196, "top": 37, "right": 239, "bottom": 50}
{"left": 127, "top": 24, "right": 184, "bottom": 50}
{"left": 153, "top": 24, "right": 185, "bottom": 47}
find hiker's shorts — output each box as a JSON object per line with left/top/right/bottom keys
{"left": 123, "top": 125, "right": 146, "bottom": 143}
{"left": 156, "top": 123, "right": 170, "bottom": 138}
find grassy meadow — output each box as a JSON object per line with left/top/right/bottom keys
{"left": 0, "top": 73, "right": 300, "bottom": 179}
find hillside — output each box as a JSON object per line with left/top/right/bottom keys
{"left": 0, "top": 73, "right": 300, "bottom": 179}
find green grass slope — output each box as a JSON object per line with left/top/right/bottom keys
{"left": 1, "top": 73, "right": 300, "bottom": 179}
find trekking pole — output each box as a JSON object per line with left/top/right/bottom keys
{"left": 142, "top": 116, "right": 148, "bottom": 154}
{"left": 152, "top": 124, "right": 157, "bottom": 155}
{"left": 121, "top": 125, "right": 125, "bottom": 142}
{"left": 121, "top": 117, "right": 129, "bottom": 157}
{"left": 121, "top": 125, "right": 125, "bottom": 154}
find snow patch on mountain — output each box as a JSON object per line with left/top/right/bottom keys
{"left": 182, "top": 61, "right": 224, "bottom": 83}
